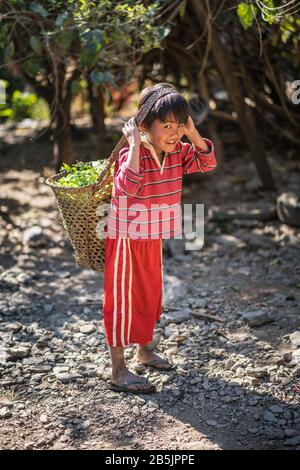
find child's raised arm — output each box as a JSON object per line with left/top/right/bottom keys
{"left": 122, "top": 117, "right": 141, "bottom": 174}
{"left": 113, "top": 118, "right": 145, "bottom": 197}
{"left": 181, "top": 116, "right": 217, "bottom": 175}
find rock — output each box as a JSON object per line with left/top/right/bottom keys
{"left": 0, "top": 407, "right": 12, "bottom": 419}
{"left": 277, "top": 192, "right": 300, "bottom": 228}
{"left": 283, "top": 436, "right": 300, "bottom": 446}
{"left": 164, "top": 323, "right": 179, "bottom": 338}
{"left": 79, "top": 324, "right": 97, "bottom": 335}
{"left": 5, "top": 322, "right": 22, "bottom": 333}
{"left": 248, "top": 398, "right": 259, "bottom": 406}
{"left": 291, "top": 350, "right": 300, "bottom": 366}
{"left": 269, "top": 405, "right": 284, "bottom": 414}
{"left": 36, "top": 338, "right": 50, "bottom": 349}
{"left": 164, "top": 275, "right": 188, "bottom": 304}
{"left": 1, "top": 378, "right": 21, "bottom": 386}
{"left": 263, "top": 411, "right": 277, "bottom": 423}
{"left": 7, "top": 346, "right": 31, "bottom": 360}
{"left": 248, "top": 427, "right": 259, "bottom": 434}
{"left": 53, "top": 366, "right": 70, "bottom": 374}
{"left": 283, "top": 352, "right": 293, "bottom": 363}
{"left": 132, "top": 406, "right": 140, "bottom": 416}
{"left": 43, "top": 303, "right": 54, "bottom": 314}
{"left": 87, "top": 336, "right": 101, "bottom": 347}
{"left": 189, "top": 298, "right": 207, "bottom": 309}
{"left": 0, "top": 301, "right": 9, "bottom": 315}
{"left": 241, "top": 310, "right": 274, "bottom": 327}
{"left": 213, "top": 234, "right": 244, "bottom": 249}
{"left": 208, "top": 207, "right": 233, "bottom": 223}
{"left": 23, "top": 226, "right": 47, "bottom": 247}
{"left": 222, "top": 396, "right": 238, "bottom": 404}
{"left": 224, "top": 359, "right": 235, "bottom": 370}
{"left": 28, "top": 365, "right": 53, "bottom": 373}
{"left": 266, "top": 429, "right": 285, "bottom": 440}
{"left": 164, "top": 309, "right": 191, "bottom": 324}
{"left": 0, "top": 399, "right": 13, "bottom": 408}
{"left": 16, "top": 272, "right": 31, "bottom": 284}
{"left": 78, "top": 361, "right": 98, "bottom": 370}
{"left": 39, "top": 414, "right": 49, "bottom": 423}
{"left": 289, "top": 331, "right": 300, "bottom": 347}
{"left": 179, "top": 440, "right": 212, "bottom": 450}
{"left": 284, "top": 428, "right": 300, "bottom": 437}
{"left": 23, "top": 357, "right": 44, "bottom": 365}
{"left": 55, "top": 372, "right": 82, "bottom": 384}
{"left": 206, "top": 420, "right": 218, "bottom": 426}
{"left": 243, "top": 376, "right": 260, "bottom": 386}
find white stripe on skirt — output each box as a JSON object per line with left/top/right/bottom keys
{"left": 126, "top": 239, "right": 133, "bottom": 344}
{"left": 120, "top": 238, "right": 127, "bottom": 346}
{"left": 113, "top": 238, "right": 163, "bottom": 346}
{"left": 113, "top": 237, "right": 121, "bottom": 347}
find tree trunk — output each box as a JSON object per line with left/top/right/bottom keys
{"left": 53, "top": 107, "right": 76, "bottom": 173}
{"left": 53, "top": 67, "right": 81, "bottom": 172}
{"left": 191, "top": 0, "right": 276, "bottom": 190}
{"left": 198, "top": 73, "right": 224, "bottom": 167}
{"left": 87, "top": 79, "right": 106, "bottom": 158}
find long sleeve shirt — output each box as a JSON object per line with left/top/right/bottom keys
{"left": 104, "top": 134, "right": 217, "bottom": 239}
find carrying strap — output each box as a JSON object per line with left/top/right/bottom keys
{"left": 94, "top": 87, "right": 177, "bottom": 188}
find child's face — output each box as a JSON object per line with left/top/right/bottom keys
{"left": 141, "top": 114, "right": 186, "bottom": 155}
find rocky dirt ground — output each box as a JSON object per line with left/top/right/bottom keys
{"left": 0, "top": 120, "right": 299, "bottom": 450}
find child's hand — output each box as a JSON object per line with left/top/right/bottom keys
{"left": 183, "top": 115, "right": 197, "bottom": 138}
{"left": 122, "top": 117, "right": 141, "bottom": 147}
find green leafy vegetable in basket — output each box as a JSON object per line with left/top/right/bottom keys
{"left": 56, "top": 160, "right": 109, "bottom": 188}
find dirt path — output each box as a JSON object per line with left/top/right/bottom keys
{"left": 0, "top": 124, "right": 299, "bottom": 450}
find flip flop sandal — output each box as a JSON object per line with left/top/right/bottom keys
{"left": 109, "top": 376, "right": 157, "bottom": 394}
{"left": 141, "top": 358, "right": 176, "bottom": 371}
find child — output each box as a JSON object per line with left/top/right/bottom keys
{"left": 102, "top": 82, "right": 217, "bottom": 394}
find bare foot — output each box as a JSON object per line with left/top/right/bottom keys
{"left": 136, "top": 345, "right": 173, "bottom": 370}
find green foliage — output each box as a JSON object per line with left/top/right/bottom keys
{"left": 258, "top": 0, "right": 276, "bottom": 24}
{"left": 279, "top": 15, "right": 299, "bottom": 43}
{"left": 29, "top": 2, "right": 49, "bottom": 18}
{"left": 0, "top": 89, "right": 49, "bottom": 121}
{"left": 237, "top": 3, "right": 258, "bottom": 30}
{"left": 237, "top": 0, "right": 293, "bottom": 30}
{"left": 29, "top": 97, "right": 50, "bottom": 120}
{"left": 57, "top": 160, "right": 109, "bottom": 188}
{"left": 179, "top": 0, "right": 187, "bottom": 19}
{"left": 30, "top": 36, "right": 43, "bottom": 55}
{"left": 0, "top": 0, "right": 167, "bottom": 108}
{"left": 54, "top": 30, "right": 76, "bottom": 52}
{"left": 10, "top": 90, "right": 37, "bottom": 120}
{"left": 22, "top": 58, "right": 41, "bottom": 78}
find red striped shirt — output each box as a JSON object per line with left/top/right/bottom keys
{"left": 105, "top": 137, "right": 217, "bottom": 239}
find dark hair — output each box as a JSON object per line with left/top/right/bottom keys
{"left": 138, "top": 82, "right": 189, "bottom": 129}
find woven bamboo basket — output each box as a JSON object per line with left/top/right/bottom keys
{"left": 45, "top": 86, "right": 176, "bottom": 271}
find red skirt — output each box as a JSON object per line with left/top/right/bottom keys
{"left": 102, "top": 237, "right": 164, "bottom": 347}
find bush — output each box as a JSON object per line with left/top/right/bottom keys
{"left": 0, "top": 89, "right": 50, "bottom": 121}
